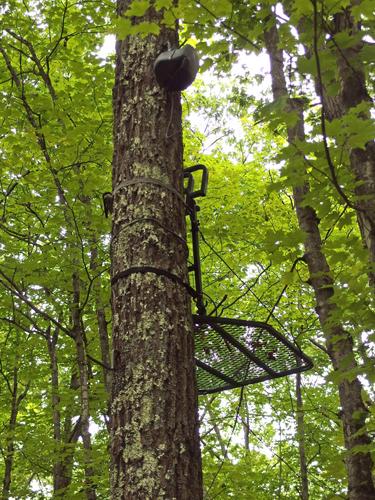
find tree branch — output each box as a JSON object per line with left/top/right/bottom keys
{"left": 0, "top": 271, "right": 73, "bottom": 338}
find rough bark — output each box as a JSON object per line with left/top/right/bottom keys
{"left": 264, "top": 13, "right": 375, "bottom": 500}
{"left": 110, "top": 2, "right": 203, "bottom": 498}
{"left": 296, "top": 371, "right": 308, "bottom": 500}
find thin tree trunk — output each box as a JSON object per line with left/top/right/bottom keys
{"left": 332, "top": 2, "right": 375, "bottom": 290}
{"left": 296, "top": 371, "right": 308, "bottom": 500}
{"left": 110, "top": 1, "right": 203, "bottom": 498}
{"left": 306, "top": 1, "right": 375, "bottom": 289}
{"left": 90, "top": 244, "right": 112, "bottom": 401}
{"left": 55, "top": 374, "right": 83, "bottom": 497}
{"left": 1, "top": 30, "right": 99, "bottom": 498}
{"left": 46, "top": 327, "right": 64, "bottom": 495}
{"left": 1, "top": 367, "right": 29, "bottom": 500}
{"left": 207, "top": 408, "right": 228, "bottom": 458}
{"left": 264, "top": 12, "right": 375, "bottom": 500}
{"left": 72, "top": 272, "right": 97, "bottom": 500}
{"left": 46, "top": 325, "right": 83, "bottom": 497}
{"left": 243, "top": 399, "right": 250, "bottom": 452}
{"left": 2, "top": 368, "right": 19, "bottom": 500}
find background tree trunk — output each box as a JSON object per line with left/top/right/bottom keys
{"left": 307, "top": 0, "right": 375, "bottom": 290}
{"left": 110, "top": 2, "right": 203, "bottom": 498}
{"left": 332, "top": 3, "right": 375, "bottom": 290}
{"left": 264, "top": 11, "right": 375, "bottom": 499}
{"left": 1, "top": 367, "right": 29, "bottom": 500}
{"left": 296, "top": 371, "right": 309, "bottom": 500}
{"left": 71, "top": 272, "right": 97, "bottom": 500}
{"left": 90, "top": 241, "right": 112, "bottom": 431}
{"left": 46, "top": 327, "right": 64, "bottom": 495}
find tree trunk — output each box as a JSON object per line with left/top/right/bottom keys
{"left": 243, "top": 399, "right": 250, "bottom": 452}
{"left": 207, "top": 408, "right": 228, "bottom": 459}
{"left": 307, "top": 1, "right": 375, "bottom": 289}
{"left": 1, "top": 367, "right": 29, "bottom": 500}
{"left": 264, "top": 12, "right": 375, "bottom": 500}
{"left": 296, "top": 371, "right": 308, "bottom": 500}
{"left": 46, "top": 327, "right": 66, "bottom": 495}
{"left": 90, "top": 244, "right": 112, "bottom": 402}
{"left": 71, "top": 272, "right": 97, "bottom": 500}
{"left": 1, "top": 28, "right": 99, "bottom": 499}
{"left": 2, "top": 369, "right": 18, "bottom": 500}
{"left": 110, "top": 2, "right": 203, "bottom": 498}
{"left": 55, "top": 374, "right": 83, "bottom": 497}
{"left": 333, "top": 3, "right": 375, "bottom": 290}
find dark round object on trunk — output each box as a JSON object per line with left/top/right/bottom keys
{"left": 153, "top": 44, "right": 199, "bottom": 91}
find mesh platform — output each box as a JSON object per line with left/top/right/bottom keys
{"left": 193, "top": 315, "right": 313, "bottom": 394}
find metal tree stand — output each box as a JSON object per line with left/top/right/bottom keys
{"left": 184, "top": 165, "right": 313, "bottom": 394}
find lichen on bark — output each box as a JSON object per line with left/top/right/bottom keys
{"left": 110, "top": 1, "right": 203, "bottom": 498}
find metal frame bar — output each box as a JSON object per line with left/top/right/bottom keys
{"left": 193, "top": 315, "right": 313, "bottom": 369}
{"left": 198, "top": 362, "right": 313, "bottom": 394}
{"left": 195, "top": 359, "right": 238, "bottom": 385}
{"left": 188, "top": 198, "right": 206, "bottom": 315}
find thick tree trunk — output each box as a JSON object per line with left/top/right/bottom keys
{"left": 264, "top": 13, "right": 375, "bottom": 500}
{"left": 110, "top": 2, "right": 202, "bottom": 498}
{"left": 296, "top": 371, "right": 308, "bottom": 500}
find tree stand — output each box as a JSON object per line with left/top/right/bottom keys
{"left": 184, "top": 165, "right": 313, "bottom": 394}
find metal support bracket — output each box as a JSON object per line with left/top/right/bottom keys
{"left": 184, "top": 165, "right": 208, "bottom": 316}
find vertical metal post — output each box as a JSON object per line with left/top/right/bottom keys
{"left": 188, "top": 197, "right": 206, "bottom": 316}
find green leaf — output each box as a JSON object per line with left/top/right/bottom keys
{"left": 212, "top": 0, "right": 232, "bottom": 17}
{"left": 136, "top": 21, "right": 160, "bottom": 36}
{"left": 114, "top": 18, "right": 132, "bottom": 38}
{"left": 126, "top": 0, "right": 150, "bottom": 17}
{"left": 162, "top": 8, "right": 175, "bottom": 26}
{"left": 333, "top": 31, "right": 363, "bottom": 49}
{"left": 352, "top": 0, "right": 374, "bottom": 19}
{"left": 297, "top": 55, "right": 316, "bottom": 76}
{"left": 155, "top": 0, "right": 172, "bottom": 9}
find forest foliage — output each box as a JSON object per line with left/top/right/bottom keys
{"left": 0, "top": 0, "right": 374, "bottom": 498}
